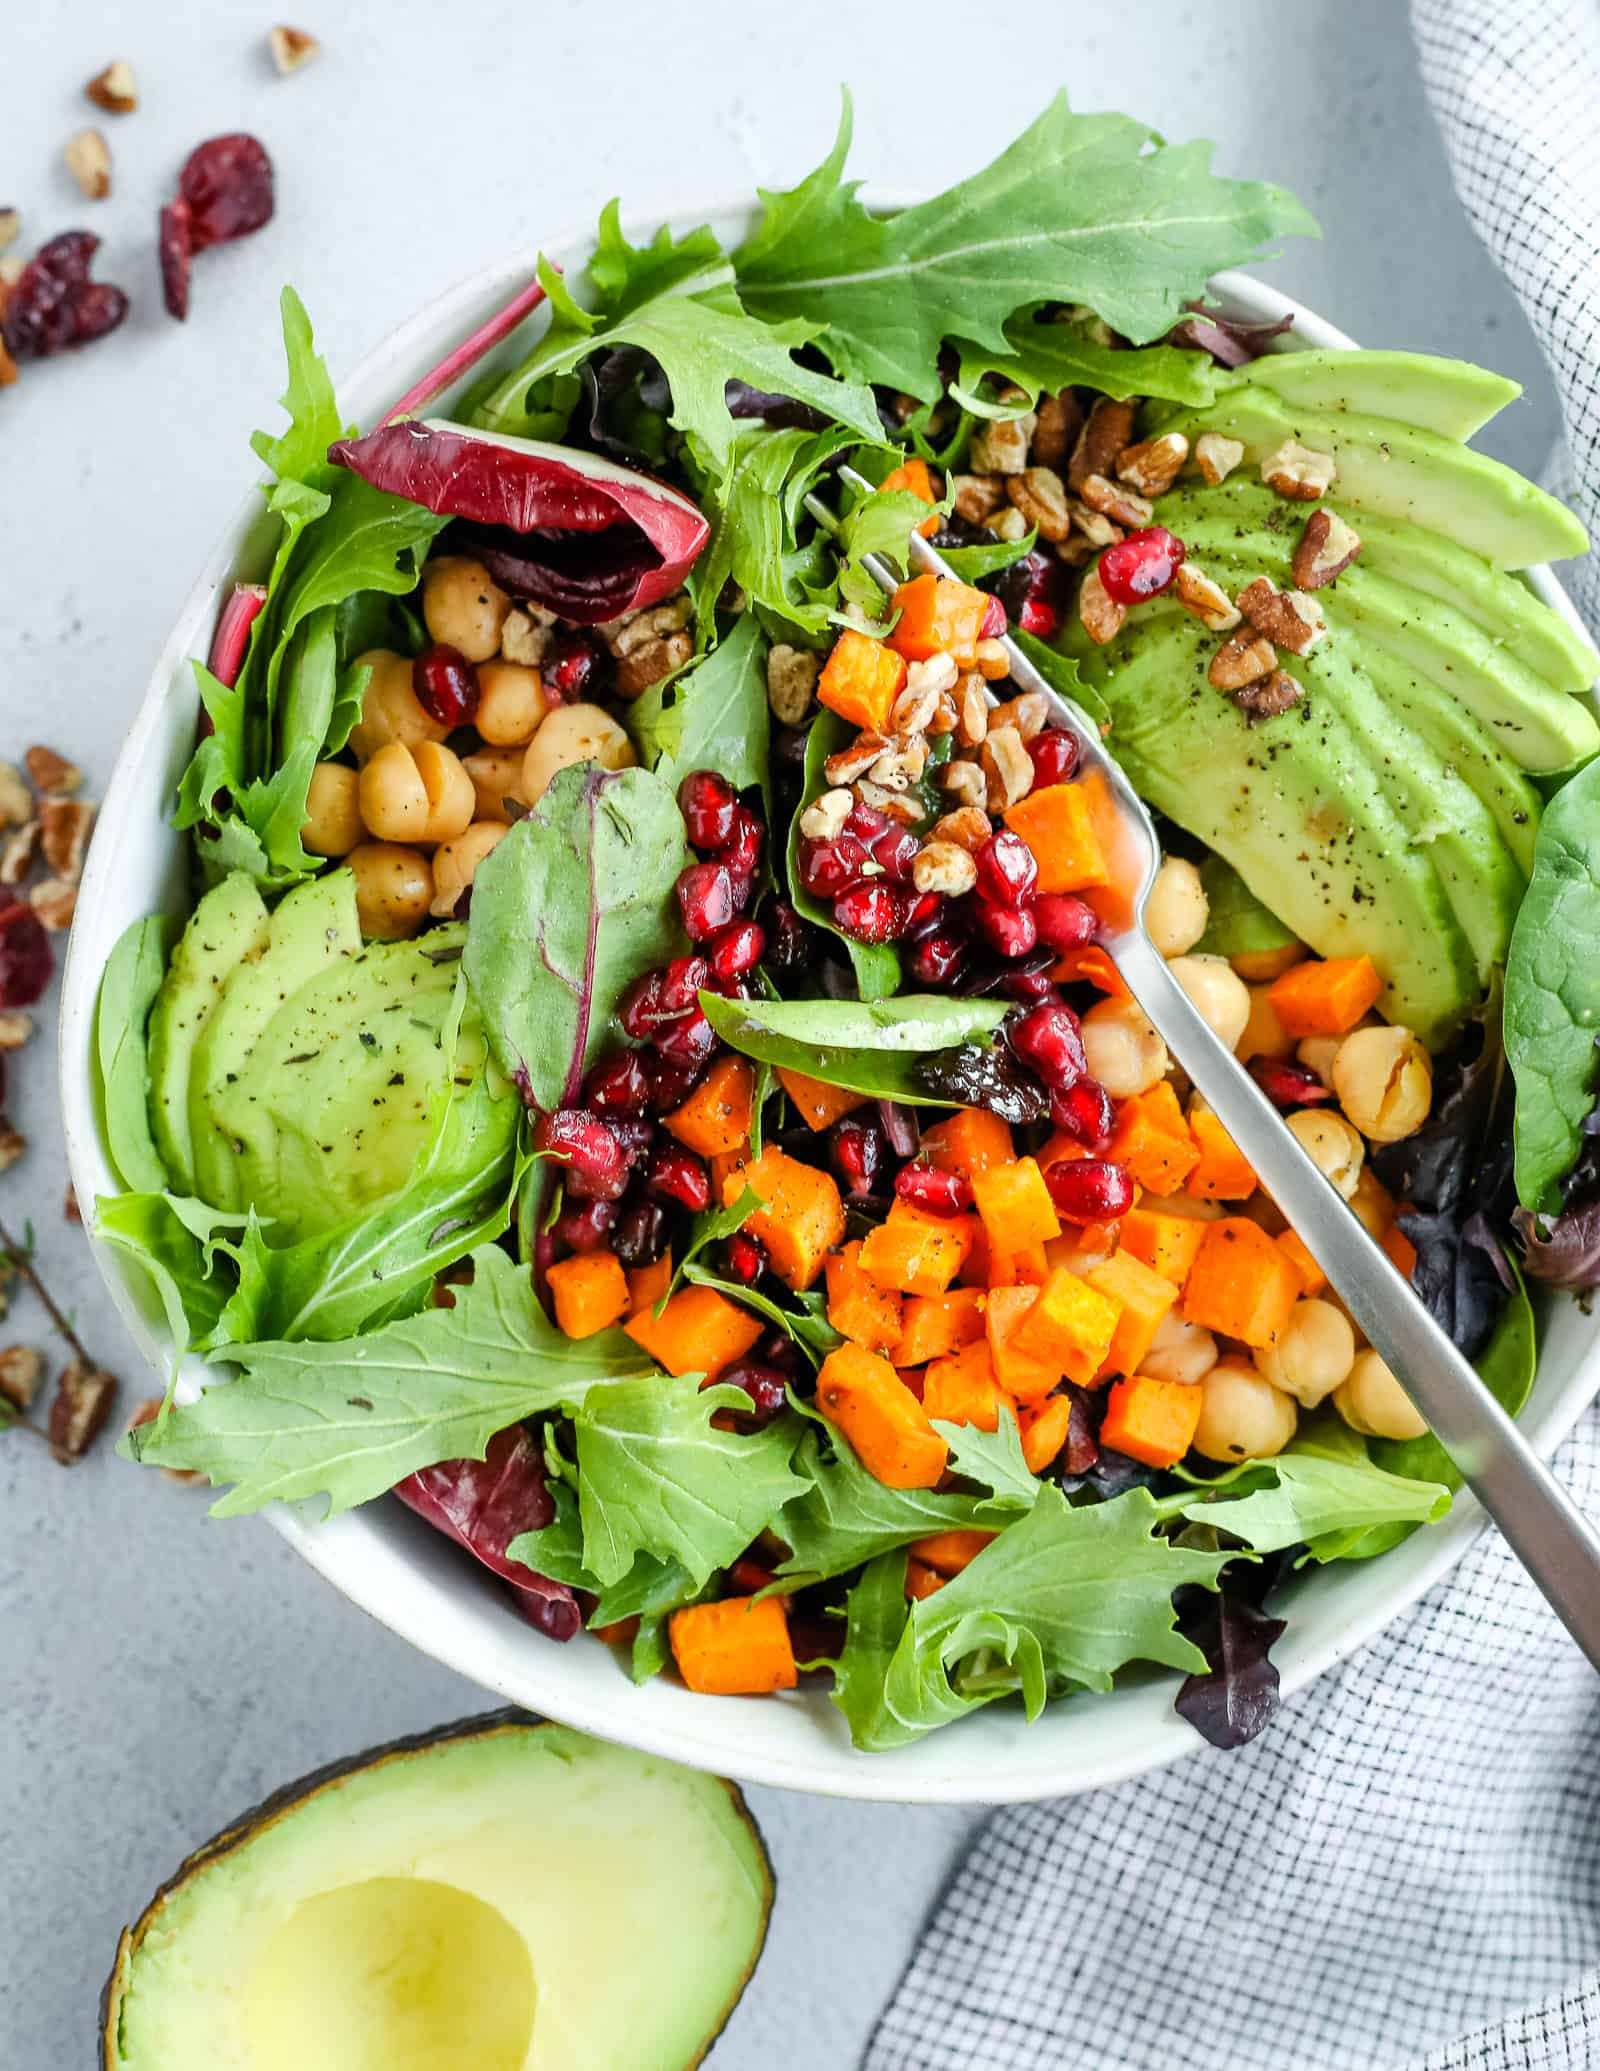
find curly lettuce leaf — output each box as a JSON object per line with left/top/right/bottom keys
{"left": 952, "top": 321, "right": 1217, "bottom": 413}
{"left": 775, "top": 1429, "right": 990, "bottom": 1583}
{"left": 629, "top": 608, "right": 771, "bottom": 816}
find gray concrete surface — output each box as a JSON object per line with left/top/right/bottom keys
{"left": 0, "top": 2, "right": 1561, "bottom": 2064}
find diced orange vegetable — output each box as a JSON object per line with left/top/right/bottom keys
{"left": 721, "top": 1145, "right": 845, "bottom": 1291}
{"left": 859, "top": 1201, "right": 976, "bottom": 1296}
{"left": 815, "top": 1342, "right": 948, "bottom": 1488}
{"left": 987, "top": 1240, "right": 1051, "bottom": 1289}
{"left": 776, "top": 1068, "right": 869, "bottom": 1132}
{"left": 1099, "top": 1373, "right": 1203, "bottom": 1470}
{"left": 825, "top": 1241, "right": 904, "bottom": 1354}
{"left": 1266, "top": 954, "right": 1383, "bottom": 1038}
{"left": 895, "top": 1288, "right": 986, "bottom": 1366}
{"left": 921, "top": 1108, "right": 1013, "bottom": 1181}
{"left": 625, "top": 1283, "right": 764, "bottom": 1377}
{"left": 922, "top": 1338, "right": 1012, "bottom": 1430}
{"left": 880, "top": 458, "right": 941, "bottom": 537}
{"left": 905, "top": 1559, "right": 945, "bottom": 1601}
{"left": 1013, "top": 1266, "right": 1122, "bottom": 1386}
{"left": 547, "top": 1251, "right": 629, "bottom": 1340}
{"left": 972, "top": 1156, "right": 1061, "bottom": 1258}
{"left": 1020, "top": 1395, "right": 1074, "bottom": 1473}
{"left": 710, "top": 1147, "right": 751, "bottom": 1199}
{"left": 909, "top": 1528, "right": 997, "bottom": 1576}
{"left": 1186, "top": 1108, "right": 1257, "bottom": 1200}
{"left": 1181, "top": 1218, "right": 1300, "bottom": 1348}
{"left": 1276, "top": 1229, "right": 1327, "bottom": 1297}
{"left": 1121, "top": 1207, "right": 1209, "bottom": 1289}
{"left": 1003, "top": 784, "right": 1110, "bottom": 894}
{"left": 670, "top": 1596, "right": 796, "bottom": 1695}
{"left": 626, "top": 1249, "right": 674, "bottom": 1317}
{"left": 1036, "top": 1132, "right": 1087, "bottom": 1174}
{"left": 986, "top": 1284, "right": 1064, "bottom": 1401}
{"left": 664, "top": 1055, "right": 755, "bottom": 1158}
{"left": 887, "top": 572, "right": 991, "bottom": 667}
{"left": 592, "top": 1616, "right": 639, "bottom": 1647}
{"left": 1383, "top": 1224, "right": 1418, "bottom": 1281}
{"left": 1052, "top": 944, "right": 1130, "bottom": 998}
{"left": 817, "top": 626, "right": 907, "bottom": 733}
{"left": 1086, "top": 1250, "right": 1179, "bottom": 1380}
{"left": 1109, "top": 1091, "right": 1199, "bottom": 1196}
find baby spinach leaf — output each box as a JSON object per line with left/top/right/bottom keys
{"left": 629, "top": 609, "right": 771, "bottom": 816}
{"left": 96, "top": 915, "right": 175, "bottom": 1196}
{"left": 689, "top": 424, "right": 870, "bottom": 641}
{"left": 736, "top": 92, "right": 1316, "bottom": 398}
{"left": 1505, "top": 758, "right": 1600, "bottom": 1214}
{"left": 775, "top": 1429, "right": 989, "bottom": 1581}
{"left": 94, "top": 1192, "right": 252, "bottom": 1375}
{"left": 700, "top": 989, "right": 1008, "bottom": 1104}
{"left": 126, "top": 1246, "right": 651, "bottom": 1517}
{"left": 933, "top": 531, "right": 1038, "bottom": 584}
{"left": 464, "top": 764, "right": 691, "bottom": 1112}
{"left": 785, "top": 708, "right": 902, "bottom": 1000}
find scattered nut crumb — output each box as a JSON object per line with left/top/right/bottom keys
{"left": 39, "top": 796, "right": 94, "bottom": 882}
{"left": 1292, "top": 508, "right": 1363, "bottom": 590}
{"left": 0, "top": 1346, "right": 43, "bottom": 1413}
{"left": 938, "top": 759, "right": 988, "bottom": 810}
{"left": 1077, "top": 563, "right": 1126, "bottom": 646}
{"left": 1209, "top": 633, "right": 1279, "bottom": 691}
{"left": 65, "top": 128, "right": 113, "bottom": 201}
{"left": 614, "top": 629, "right": 691, "bottom": 698}
{"left": 0, "top": 1122, "right": 25, "bottom": 1172}
{"left": 269, "top": 24, "right": 322, "bottom": 74}
{"left": 29, "top": 879, "right": 78, "bottom": 932}
{"left": 64, "top": 1184, "right": 81, "bottom": 1225}
{"left": 851, "top": 779, "right": 921, "bottom": 825}
{"left": 1174, "top": 563, "right": 1241, "bottom": 634}
{"left": 0, "top": 208, "right": 19, "bottom": 256}
{"left": 85, "top": 60, "right": 139, "bottom": 112}
{"left": 1116, "top": 432, "right": 1189, "bottom": 498}
{"left": 48, "top": 1359, "right": 118, "bottom": 1464}
{"left": 989, "top": 691, "right": 1048, "bottom": 742}
{"left": 990, "top": 507, "right": 1029, "bottom": 544}
{"left": 1261, "top": 439, "right": 1337, "bottom": 500}
{"left": 1194, "top": 432, "right": 1245, "bottom": 487}
{"left": 0, "top": 763, "right": 30, "bottom": 827}
{"left": 0, "top": 822, "right": 39, "bottom": 886}
{"left": 824, "top": 733, "right": 888, "bottom": 787}
{"left": 1234, "top": 670, "right": 1305, "bottom": 722}
{"left": 26, "top": 746, "right": 82, "bottom": 794}
{"left": 0, "top": 1012, "right": 33, "bottom": 1051}
{"left": 956, "top": 676, "right": 989, "bottom": 748}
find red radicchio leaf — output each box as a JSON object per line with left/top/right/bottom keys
{"left": 1168, "top": 301, "right": 1295, "bottom": 368}
{"left": 327, "top": 418, "right": 710, "bottom": 625}
{"left": 393, "top": 1425, "right": 581, "bottom": 1641}
{"left": 1174, "top": 1575, "right": 1286, "bottom": 1749}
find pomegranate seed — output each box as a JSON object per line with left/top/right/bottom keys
{"left": 718, "top": 1362, "right": 790, "bottom": 1425}
{"left": 607, "top": 1115, "right": 656, "bottom": 1164}
{"left": 1045, "top": 1158, "right": 1136, "bottom": 1224}
{"left": 657, "top": 955, "right": 711, "bottom": 1018}
{"left": 646, "top": 1144, "right": 712, "bottom": 1212}
{"left": 1033, "top": 891, "right": 1097, "bottom": 953}
{"left": 1027, "top": 729, "right": 1081, "bottom": 788}
{"left": 799, "top": 834, "right": 870, "bottom": 899}
{"left": 867, "top": 823, "right": 919, "bottom": 883}
{"left": 1049, "top": 1077, "right": 1115, "bottom": 1149}
{"left": 992, "top": 546, "right": 1068, "bottom": 628}
{"left": 644, "top": 1051, "right": 706, "bottom": 1114}
{"left": 677, "top": 862, "right": 738, "bottom": 942}
{"left": 978, "top": 593, "right": 1006, "bottom": 638}
{"left": 619, "top": 962, "right": 705, "bottom": 1039}
{"left": 1002, "top": 969, "right": 1059, "bottom": 1005}
{"left": 412, "top": 643, "right": 480, "bottom": 728}
{"left": 554, "top": 1198, "right": 619, "bottom": 1253}
{"left": 0, "top": 897, "right": 53, "bottom": 1009}
{"left": 678, "top": 769, "right": 738, "bottom": 851}
{"left": 613, "top": 1196, "right": 667, "bottom": 1266}
{"left": 974, "top": 900, "right": 1038, "bottom": 959}
{"left": 833, "top": 883, "right": 908, "bottom": 944}
{"left": 534, "top": 1109, "right": 629, "bottom": 1200}
{"left": 178, "top": 134, "right": 275, "bottom": 248}
{"left": 845, "top": 800, "right": 889, "bottom": 841}
{"left": 707, "top": 919, "right": 764, "bottom": 984}
{"left": 894, "top": 1164, "right": 973, "bottom": 1217}
{"left": 727, "top": 1556, "right": 776, "bottom": 1595}
{"left": 544, "top": 628, "right": 602, "bottom": 702}
{"left": 1017, "top": 597, "right": 1060, "bottom": 640}
{"left": 974, "top": 829, "right": 1038, "bottom": 908}
{"left": 584, "top": 1050, "right": 651, "bottom": 1114}
{"left": 1251, "top": 1058, "right": 1335, "bottom": 1109}
{"left": 903, "top": 890, "right": 946, "bottom": 940}
{"left": 759, "top": 897, "right": 809, "bottom": 975}
{"left": 719, "top": 805, "right": 763, "bottom": 878}
{"left": 725, "top": 1231, "right": 768, "bottom": 1284}
{"left": 909, "top": 930, "right": 966, "bottom": 987}
{"left": 651, "top": 1006, "right": 718, "bottom": 1073}
{"left": 829, "top": 1114, "right": 886, "bottom": 1197}
{"left": 1098, "top": 526, "right": 1187, "bottom": 606}
{"left": 1008, "top": 1002, "right": 1086, "bottom": 1089}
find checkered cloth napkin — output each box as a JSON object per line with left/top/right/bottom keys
{"left": 866, "top": 10, "right": 1600, "bottom": 2066}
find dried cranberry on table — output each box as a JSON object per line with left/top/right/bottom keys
{"left": 159, "top": 136, "right": 276, "bottom": 322}
{"left": 1, "top": 232, "right": 128, "bottom": 359}
{"left": 158, "top": 203, "right": 193, "bottom": 322}
{"left": 0, "top": 895, "right": 53, "bottom": 1008}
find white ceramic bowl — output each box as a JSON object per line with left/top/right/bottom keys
{"left": 61, "top": 198, "right": 1600, "bottom": 1803}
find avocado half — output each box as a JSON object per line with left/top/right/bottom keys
{"left": 100, "top": 1712, "right": 773, "bottom": 2071}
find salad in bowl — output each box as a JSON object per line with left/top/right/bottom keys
{"left": 79, "top": 94, "right": 1600, "bottom": 1769}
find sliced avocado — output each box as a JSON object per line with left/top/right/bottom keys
{"left": 1221, "top": 349, "right": 1521, "bottom": 440}
{"left": 189, "top": 872, "right": 360, "bottom": 1213}
{"left": 101, "top": 1712, "right": 773, "bottom": 2071}
{"left": 146, "top": 875, "right": 271, "bottom": 1195}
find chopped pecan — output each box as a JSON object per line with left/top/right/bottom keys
{"left": 931, "top": 806, "right": 993, "bottom": 852}
{"left": 926, "top": 690, "right": 959, "bottom": 736}
{"left": 39, "top": 796, "right": 94, "bottom": 881}
{"left": 0, "top": 1011, "right": 33, "bottom": 1051}
{"left": 956, "top": 676, "right": 989, "bottom": 747}
{"left": 1234, "top": 670, "right": 1305, "bottom": 722}
{"left": 614, "top": 628, "right": 691, "bottom": 698}
{"left": 1055, "top": 533, "right": 1097, "bottom": 568}
{"left": 1004, "top": 465, "right": 1072, "bottom": 543}
{"left": 1292, "top": 508, "right": 1363, "bottom": 590}
{"left": 1068, "top": 397, "right": 1138, "bottom": 491}
{"left": 1237, "top": 577, "right": 1326, "bottom": 656}
{"left": 1078, "top": 473, "right": 1154, "bottom": 530}
{"left": 0, "top": 209, "right": 18, "bottom": 256}
{"left": 868, "top": 736, "right": 928, "bottom": 791}
{"left": 1208, "top": 633, "right": 1278, "bottom": 691}
{"left": 269, "top": 25, "right": 322, "bottom": 74}
{"left": 601, "top": 594, "right": 692, "bottom": 659}
{"left": 904, "top": 653, "right": 959, "bottom": 701}
{"left": 65, "top": 129, "right": 113, "bottom": 201}
{"left": 912, "top": 840, "right": 979, "bottom": 896}
{"left": 1116, "top": 431, "right": 1189, "bottom": 498}
{"left": 973, "top": 639, "right": 1010, "bottom": 684}
{"left": 981, "top": 726, "right": 1034, "bottom": 809}
{"left": 938, "top": 758, "right": 988, "bottom": 810}
{"left": 85, "top": 60, "right": 139, "bottom": 111}
{"left": 1030, "top": 390, "right": 1084, "bottom": 470}
{"left": 950, "top": 473, "right": 1006, "bottom": 524}
{"left": 0, "top": 1122, "right": 23, "bottom": 1172}
{"left": 798, "top": 788, "right": 852, "bottom": 841}
{"left": 1194, "top": 431, "right": 1245, "bottom": 486}
{"left": 0, "top": 1345, "right": 43, "bottom": 1412}
{"left": 991, "top": 508, "right": 1030, "bottom": 543}
{"left": 989, "top": 691, "right": 1049, "bottom": 741}
{"left": 968, "top": 396, "right": 1037, "bottom": 475}
{"left": 851, "top": 780, "right": 921, "bottom": 825}
{"left": 29, "top": 879, "right": 77, "bottom": 931}
{"left": 1174, "top": 563, "right": 1241, "bottom": 633}
{"left": 825, "top": 733, "right": 889, "bottom": 786}
{"left": 1261, "top": 439, "right": 1337, "bottom": 500}
{"left": 765, "top": 642, "right": 822, "bottom": 726}
{"left": 1078, "top": 564, "right": 1126, "bottom": 646}
{"left": 499, "top": 606, "right": 552, "bottom": 666}
{"left": 1065, "top": 498, "right": 1123, "bottom": 549}
{"left": 891, "top": 681, "right": 942, "bottom": 737}
{"left": 25, "top": 745, "right": 81, "bottom": 794}
{"left": 0, "top": 762, "right": 31, "bottom": 826}
{"left": 48, "top": 1359, "right": 118, "bottom": 1464}
{"left": 0, "top": 821, "right": 39, "bottom": 886}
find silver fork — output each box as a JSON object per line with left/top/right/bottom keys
{"left": 809, "top": 468, "right": 1600, "bottom": 1669}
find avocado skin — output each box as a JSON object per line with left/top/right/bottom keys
{"left": 100, "top": 1710, "right": 775, "bottom": 2071}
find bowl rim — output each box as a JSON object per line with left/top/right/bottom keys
{"left": 60, "top": 195, "right": 1600, "bottom": 1803}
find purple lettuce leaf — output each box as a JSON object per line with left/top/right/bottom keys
{"left": 1167, "top": 300, "right": 1295, "bottom": 368}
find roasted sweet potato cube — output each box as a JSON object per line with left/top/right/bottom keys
{"left": 908, "top": 1527, "right": 997, "bottom": 1575}
{"left": 625, "top": 1284, "right": 763, "bottom": 1377}
{"left": 670, "top": 1595, "right": 796, "bottom": 1694}
{"left": 815, "top": 1342, "right": 948, "bottom": 1488}
{"left": 1181, "top": 1218, "right": 1300, "bottom": 1348}
{"left": 985, "top": 1284, "right": 1063, "bottom": 1402}
{"left": 664, "top": 1056, "right": 755, "bottom": 1158}
{"left": 1086, "top": 1250, "right": 1179, "bottom": 1380}
{"left": 922, "top": 1338, "right": 1012, "bottom": 1430}
{"left": 1119, "top": 1208, "right": 1208, "bottom": 1289}
{"left": 1013, "top": 1266, "right": 1121, "bottom": 1386}
{"left": 859, "top": 1201, "right": 977, "bottom": 1296}
{"left": 625, "top": 1250, "right": 674, "bottom": 1317}
{"left": 1099, "top": 1373, "right": 1203, "bottom": 1470}
{"left": 776, "top": 1068, "right": 870, "bottom": 1132}
{"left": 894, "top": 1288, "right": 986, "bottom": 1366}
{"left": 1019, "top": 1395, "right": 1074, "bottom": 1473}
{"left": 1003, "top": 784, "right": 1110, "bottom": 893}
{"left": 817, "top": 626, "right": 907, "bottom": 732}
{"left": 721, "top": 1145, "right": 845, "bottom": 1290}
{"left": 920, "top": 1108, "right": 1014, "bottom": 1182}
{"left": 1109, "top": 1091, "right": 1199, "bottom": 1196}
{"left": 825, "top": 1241, "right": 904, "bottom": 1354}
{"left": 971, "top": 1155, "right": 1060, "bottom": 1257}
{"left": 1186, "top": 1108, "right": 1257, "bottom": 1200}
{"left": 547, "top": 1251, "right": 629, "bottom": 1340}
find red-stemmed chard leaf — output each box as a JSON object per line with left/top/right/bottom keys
{"left": 382, "top": 272, "right": 552, "bottom": 427}
{"left": 327, "top": 418, "right": 710, "bottom": 624}
{"left": 207, "top": 582, "right": 267, "bottom": 690}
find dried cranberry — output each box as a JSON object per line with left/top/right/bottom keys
{"left": 158, "top": 200, "right": 194, "bottom": 321}
{"left": 799, "top": 835, "right": 870, "bottom": 899}
{"left": 652, "top": 1006, "right": 718, "bottom": 1073}
{"left": 718, "top": 1362, "right": 790, "bottom": 1425}
{"left": 909, "top": 930, "right": 967, "bottom": 988}
{"left": 646, "top": 1143, "right": 711, "bottom": 1212}
{"left": 1008, "top": 1002, "right": 1086, "bottom": 1089}
{"left": 833, "top": 883, "right": 907, "bottom": 944}
{"left": 1098, "top": 527, "right": 1186, "bottom": 606}
{"left": 1027, "top": 729, "right": 1081, "bottom": 789}
{"left": 974, "top": 829, "right": 1038, "bottom": 909}
{"left": 1049, "top": 1077, "right": 1115, "bottom": 1150}
{"left": 543, "top": 628, "right": 603, "bottom": 702}
{"left": 707, "top": 919, "right": 764, "bottom": 984}
{"left": 178, "top": 134, "right": 275, "bottom": 249}
{"left": 534, "top": 1108, "right": 629, "bottom": 1200}
{"left": 676, "top": 862, "right": 738, "bottom": 942}
{"left": 553, "top": 1198, "right": 619, "bottom": 1253}
{"left": 894, "top": 1164, "right": 973, "bottom": 1217}
{"left": 1251, "top": 1057, "right": 1335, "bottom": 1109}
{"left": 759, "top": 897, "right": 810, "bottom": 975}
{"left": 2, "top": 231, "right": 128, "bottom": 359}
{"left": 0, "top": 897, "right": 53, "bottom": 1009}
{"left": 720, "top": 804, "right": 763, "bottom": 879}
{"left": 584, "top": 1050, "right": 651, "bottom": 1114}
{"left": 656, "top": 955, "right": 711, "bottom": 1019}
{"left": 1000, "top": 968, "right": 1058, "bottom": 1005}
{"left": 829, "top": 1114, "right": 886, "bottom": 1198}
{"left": 868, "top": 824, "right": 920, "bottom": 884}
{"left": 68, "top": 282, "right": 129, "bottom": 346}
{"left": 677, "top": 769, "right": 738, "bottom": 852}
{"left": 1045, "top": 1158, "right": 1136, "bottom": 1224}
{"left": 1033, "top": 891, "right": 1097, "bottom": 954}
{"left": 727, "top": 1556, "right": 776, "bottom": 1595}
{"left": 725, "top": 1231, "right": 768, "bottom": 1284}
{"left": 978, "top": 593, "right": 1007, "bottom": 638}
{"left": 992, "top": 545, "right": 1067, "bottom": 627}
{"left": 612, "top": 1196, "right": 667, "bottom": 1266}
{"left": 410, "top": 643, "right": 480, "bottom": 728}
{"left": 974, "top": 900, "right": 1038, "bottom": 959}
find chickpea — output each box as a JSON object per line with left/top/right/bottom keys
{"left": 521, "top": 702, "right": 637, "bottom": 804}
{"left": 1334, "top": 1348, "right": 1428, "bottom": 1441}
{"left": 348, "top": 650, "right": 449, "bottom": 764}
{"left": 1145, "top": 857, "right": 1208, "bottom": 958}
{"left": 421, "top": 556, "right": 509, "bottom": 662}
{"left": 347, "top": 842, "right": 433, "bottom": 941}
{"left": 1231, "top": 942, "right": 1306, "bottom": 984}
{"left": 359, "top": 741, "right": 430, "bottom": 842}
{"left": 476, "top": 660, "right": 550, "bottom": 747}
{"left": 1081, "top": 996, "right": 1169, "bottom": 1099}
{"left": 430, "top": 821, "right": 510, "bottom": 917}
{"left": 1167, "top": 953, "right": 1251, "bottom": 1051}
{"left": 1254, "top": 1298, "right": 1356, "bottom": 1408}
{"left": 1287, "top": 1108, "right": 1364, "bottom": 1199}
{"left": 1193, "top": 1361, "right": 1298, "bottom": 1463}
{"left": 1349, "top": 1164, "right": 1396, "bottom": 1241}
{"left": 1333, "top": 1024, "right": 1434, "bottom": 1143}
{"left": 301, "top": 761, "right": 363, "bottom": 857}
{"left": 1239, "top": 985, "right": 1295, "bottom": 1063}
{"left": 1139, "top": 1311, "right": 1219, "bottom": 1387}
{"left": 461, "top": 745, "right": 527, "bottom": 824}
{"left": 413, "top": 741, "right": 476, "bottom": 845}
